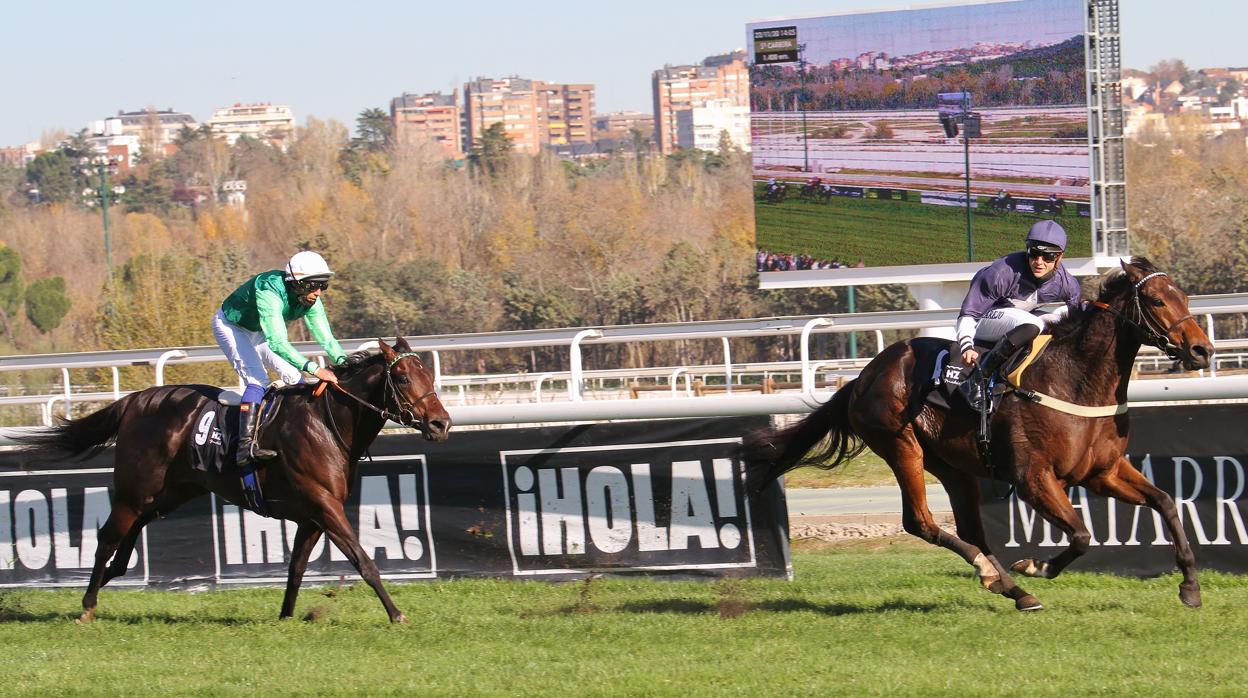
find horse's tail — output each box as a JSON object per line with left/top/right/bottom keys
{"left": 744, "top": 379, "right": 867, "bottom": 493}
{"left": 15, "top": 393, "right": 134, "bottom": 462}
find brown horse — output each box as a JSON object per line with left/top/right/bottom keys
{"left": 18, "top": 337, "right": 451, "bottom": 623}
{"left": 746, "top": 258, "right": 1213, "bottom": 610}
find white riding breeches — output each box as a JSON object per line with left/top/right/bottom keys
{"left": 972, "top": 307, "right": 1045, "bottom": 345}
{"left": 212, "top": 309, "right": 304, "bottom": 387}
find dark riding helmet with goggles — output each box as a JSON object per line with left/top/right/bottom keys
{"left": 1024, "top": 220, "right": 1066, "bottom": 262}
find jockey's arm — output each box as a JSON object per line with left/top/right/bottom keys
{"left": 303, "top": 300, "right": 348, "bottom": 366}
{"left": 1035, "top": 304, "right": 1070, "bottom": 327}
{"left": 955, "top": 315, "right": 979, "bottom": 364}
{"left": 255, "top": 289, "right": 319, "bottom": 375}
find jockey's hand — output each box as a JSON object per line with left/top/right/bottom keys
{"left": 313, "top": 366, "right": 339, "bottom": 385}
{"left": 962, "top": 348, "right": 979, "bottom": 366}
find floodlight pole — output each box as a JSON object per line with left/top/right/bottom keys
{"left": 847, "top": 285, "right": 857, "bottom": 358}
{"left": 798, "top": 44, "right": 809, "bottom": 172}
{"left": 98, "top": 159, "right": 112, "bottom": 274}
{"left": 963, "top": 130, "right": 972, "bottom": 262}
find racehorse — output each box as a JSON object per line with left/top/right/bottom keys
{"left": 745, "top": 258, "right": 1213, "bottom": 611}
{"left": 17, "top": 337, "right": 451, "bottom": 623}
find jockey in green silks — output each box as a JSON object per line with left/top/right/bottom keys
{"left": 211, "top": 250, "right": 347, "bottom": 512}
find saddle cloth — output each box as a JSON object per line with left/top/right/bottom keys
{"left": 187, "top": 387, "right": 285, "bottom": 474}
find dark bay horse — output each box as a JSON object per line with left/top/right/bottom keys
{"left": 746, "top": 258, "right": 1213, "bottom": 611}
{"left": 18, "top": 337, "right": 451, "bottom": 623}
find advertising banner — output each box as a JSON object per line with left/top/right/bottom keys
{"left": 0, "top": 417, "right": 791, "bottom": 588}
{"left": 747, "top": 0, "right": 1094, "bottom": 283}
{"left": 982, "top": 404, "right": 1248, "bottom": 575}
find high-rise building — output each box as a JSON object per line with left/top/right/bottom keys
{"left": 391, "top": 91, "right": 463, "bottom": 159}
{"left": 592, "top": 111, "right": 655, "bottom": 143}
{"left": 652, "top": 50, "right": 749, "bottom": 154}
{"left": 675, "top": 99, "right": 751, "bottom": 153}
{"left": 537, "top": 82, "right": 595, "bottom": 145}
{"left": 463, "top": 77, "right": 596, "bottom": 154}
{"left": 206, "top": 103, "right": 296, "bottom": 147}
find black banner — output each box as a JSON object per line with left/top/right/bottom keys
{"left": 0, "top": 417, "right": 790, "bottom": 588}
{"left": 982, "top": 404, "right": 1248, "bottom": 575}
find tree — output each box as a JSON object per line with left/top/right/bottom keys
{"left": 24, "top": 276, "right": 70, "bottom": 333}
{"left": 0, "top": 245, "right": 22, "bottom": 338}
{"left": 351, "top": 108, "right": 392, "bottom": 152}
{"left": 469, "top": 122, "right": 514, "bottom": 175}
{"left": 25, "top": 150, "right": 77, "bottom": 203}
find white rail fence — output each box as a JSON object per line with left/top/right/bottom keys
{"left": 2, "top": 294, "right": 1247, "bottom": 443}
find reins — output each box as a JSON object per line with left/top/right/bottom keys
{"left": 1089, "top": 271, "right": 1194, "bottom": 361}
{"left": 311, "top": 352, "right": 439, "bottom": 457}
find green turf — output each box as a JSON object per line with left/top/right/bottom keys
{"left": 0, "top": 543, "right": 1242, "bottom": 696}
{"left": 754, "top": 188, "right": 1091, "bottom": 267}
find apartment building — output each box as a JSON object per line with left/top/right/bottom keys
{"left": 391, "top": 91, "right": 463, "bottom": 159}
{"left": 206, "top": 103, "right": 296, "bottom": 147}
{"left": 592, "top": 111, "right": 654, "bottom": 143}
{"left": 651, "top": 50, "right": 749, "bottom": 154}
{"left": 675, "top": 99, "right": 751, "bottom": 153}
{"left": 463, "top": 77, "right": 596, "bottom": 153}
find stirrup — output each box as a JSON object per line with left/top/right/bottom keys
{"left": 239, "top": 469, "right": 270, "bottom": 516}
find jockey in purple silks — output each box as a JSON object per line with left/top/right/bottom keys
{"left": 956, "top": 220, "right": 1082, "bottom": 382}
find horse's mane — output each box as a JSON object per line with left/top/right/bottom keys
{"left": 332, "top": 349, "right": 386, "bottom": 379}
{"left": 1046, "top": 256, "right": 1160, "bottom": 342}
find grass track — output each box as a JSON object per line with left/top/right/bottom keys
{"left": 755, "top": 191, "right": 1091, "bottom": 266}
{"left": 1, "top": 543, "right": 1244, "bottom": 696}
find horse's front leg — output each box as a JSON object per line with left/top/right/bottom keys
{"left": 1086, "top": 457, "right": 1201, "bottom": 607}
{"left": 1008, "top": 467, "right": 1094, "bottom": 581}
{"left": 280, "top": 522, "right": 324, "bottom": 619}
{"left": 315, "top": 502, "right": 406, "bottom": 623}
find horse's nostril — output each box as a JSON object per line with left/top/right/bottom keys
{"left": 1192, "top": 345, "right": 1210, "bottom": 358}
{"left": 428, "top": 420, "right": 448, "bottom": 434}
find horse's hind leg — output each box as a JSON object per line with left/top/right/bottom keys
{"left": 102, "top": 484, "right": 202, "bottom": 585}
{"left": 1086, "top": 457, "right": 1201, "bottom": 607}
{"left": 868, "top": 428, "right": 1027, "bottom": 607}
{"left": 280, "top": 522, "right": 324, "bottom": 619}
{"left": 316, "top": 504, "right": 405, "bottom": 623}
{"left": 926, "top": 460, "right": 1042, "bottom": 611}
{"left": 79, "top": 503, "right": 139, "bottom": 623}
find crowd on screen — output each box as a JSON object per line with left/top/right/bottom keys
{"left": 757, "top": 250, "right": 866, "bottom": 272}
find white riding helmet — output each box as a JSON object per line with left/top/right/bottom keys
{"left": 285, "top": 251, "right": 334, "bottom": 282}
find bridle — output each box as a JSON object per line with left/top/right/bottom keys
{"left": 1090, "top": 271, "right": 1195, "bottom": 361}
{"left": 318, "top": 352, "right": 438, "bottom": 430}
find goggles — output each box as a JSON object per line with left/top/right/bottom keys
{"left": 1027, "top": 247, "right": 1060, "bottom": 263}
{"left": 296, "top": 278, "right": 330, "bottom": 292}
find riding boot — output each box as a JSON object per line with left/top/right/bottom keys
{"left": 236, "top": 403, "right": 276, "bottom": 514}
{"left": 978, "top": 323, "right": 1041, "bottom": 381}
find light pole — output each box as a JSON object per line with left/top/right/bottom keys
{"left": 798, "top": 43, "right": 809, "bottom": 172}
{"left": 81, "top": 156, "right": 124, "bottom": 274}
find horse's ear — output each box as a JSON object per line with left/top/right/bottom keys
{"left": 395, "top": 335, "right": 412, "bottom": 352}
{"left": 1120, "top": 258, "right": 1144, "bottom": 284}
{"left": 377, "top": 338, "right": 396, "bottom": 360}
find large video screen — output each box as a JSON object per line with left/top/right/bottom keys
{"left": 747, "top": 0, "right": 1092, "bottom": 284}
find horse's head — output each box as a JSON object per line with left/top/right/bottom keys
{"left": 1117, "top": 258, "right": 1213, "bottom": 371}
{"left": 377, "top": 336, "right": 452, "bottom": 442}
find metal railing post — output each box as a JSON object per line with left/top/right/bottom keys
{"left": 1206, "top": 314, "right": 1217, "bottom": 378}
{"left": 534, "top": 373, "right": 553, "bottom": 402}
{"left": 722, "top": 337, "right": 733, "bottom": 395}
{"left": 154, "top": 350, "right": 188, "bottom": 386}
{"left": 800, "top": 318, "right": 834, "bottom": 393}
{"left": 61, "top": 368, "right": 72, "bottom": 418}
{"left": 111, "top": 367, "right": 121, "bottom": 400}
{"left": 432, "top": 350, "right": 443, "bottom": 393}
{"left": 569, "top": 329, "right": 603, "bottom": 401}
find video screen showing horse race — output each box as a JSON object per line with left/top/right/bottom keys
{"left": 748, "top": 0, "right": 1094, "bottom": 274}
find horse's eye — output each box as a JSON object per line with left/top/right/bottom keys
{"left": 1152, "top": 298, "right": 1165, "bottom": 308}
{"left": 394, "top": 374, "right": 410, "bottom": 385}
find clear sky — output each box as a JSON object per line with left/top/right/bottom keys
{"left": 2, "top": 0, "right": 1244, "bottom": 146}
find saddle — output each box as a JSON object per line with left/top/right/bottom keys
{"left": 922, "top": 335, "right": 1051, "bottom": 413}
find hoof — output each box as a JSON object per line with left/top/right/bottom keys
{"left": 1010, "top": 558, "right": 1045, "bottom": 578}
{"left": 1180, "top": 584, "right": 1202, "bottom": 608}
{"left": 1015, "top": 595, "right": 1044, "bottom": 612}
{"left": 76, "top": 610, "right": 94, "bottom": 624}
{"left": 392, "top": 613, "right": 408, "bottom": 624}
